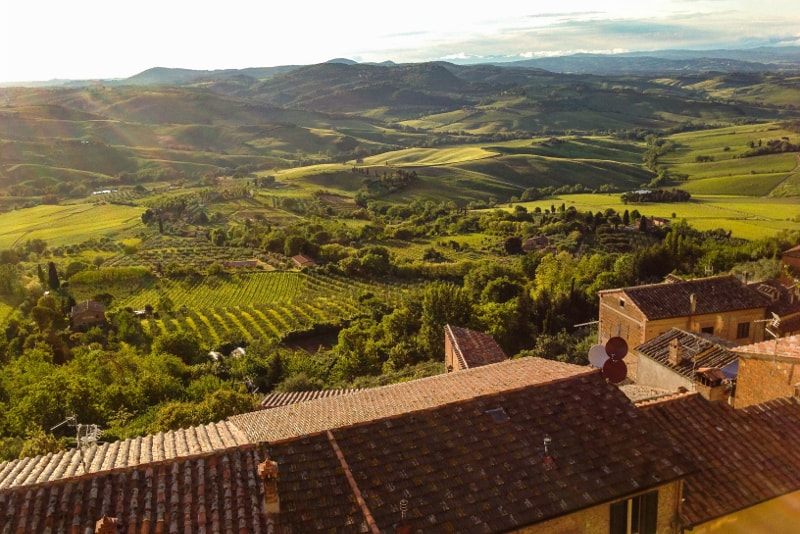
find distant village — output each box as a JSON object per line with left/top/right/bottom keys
{"left": 3, "top": 245, "right": 800, "bottom": 533}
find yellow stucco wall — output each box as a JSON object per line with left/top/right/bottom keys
{"left": 689, "top": 490, "right": 800, "bottom": 533}
{"left": 512, "top": 482, "right": 682, "bottom": 534}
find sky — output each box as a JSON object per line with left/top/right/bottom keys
{"left": 2, "top": 0, "right": 799, "bottom": 83}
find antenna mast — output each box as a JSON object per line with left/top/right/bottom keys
{"left": 50, "top": 415, "right": 102, "bottom": 474}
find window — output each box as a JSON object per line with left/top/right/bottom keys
{"left": 619, "top": 299, "right": 625, "bottom": 308}
{"left": 610, "top": 490, "right": 658, "bottom": 534}
{"left": 737, "top": 322, "right": 750, "bottom": 339}
{"left": 701, "top": 326, "right": 714, "bottom": 335}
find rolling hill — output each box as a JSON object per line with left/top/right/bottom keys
{"left": 1, "top": 59, "right": 799, "bottom": 206}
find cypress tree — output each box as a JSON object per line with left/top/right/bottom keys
{"left": 47, "top": 261, "right": 60, "bottom": 290}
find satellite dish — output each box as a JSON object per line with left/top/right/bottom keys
{"left": 603, "top": 358, "right": 628, "bottom": 383}
{"left": 605, "top": 336, "right": 628, "bottom": 360}
{"left": 588, "top": 344, "right": 610, "bottom": 368}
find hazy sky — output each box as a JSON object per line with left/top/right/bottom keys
{"left": 2, "top": 0, "right": 798, "bottom": 82}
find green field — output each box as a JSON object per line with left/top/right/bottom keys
{"left": 662, "top": 123, "right": 800, "bottom": 196}
{"left": 0, "top": 203, "right": 145, "bottom": 249}
{"left": 364, "top": 146, "right": 498, "bottom": 166}
{"left": 512, "top": 193, "right": 800, "bottom": 240}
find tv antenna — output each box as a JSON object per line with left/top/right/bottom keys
{"left": 243, "top": 375, "right": 260, "bottom": 395}
{"left": 51, "top": 415, "right": 102, "bottom": 473}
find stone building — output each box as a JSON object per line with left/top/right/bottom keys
{"left": 733, "top": 334, "right": 800, "bottom": 408}
{"left": 598, "top": 275, "right": 769, "bottom": 375}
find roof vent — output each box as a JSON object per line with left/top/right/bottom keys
{"left": 395, "top": 499, "right": 412, "bottom": 534}
{"left": 485, "top": 407, "right": 509, "bottom": 423}
{"left": 542, "top": 435, "right": 557, "bottom": 470}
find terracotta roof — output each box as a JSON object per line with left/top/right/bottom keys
{"left": 445, "top": 324, "right": 507, "bottom": 369}
{"left": 635, "top": 328, "right": 739, "bottom": 381}
{"left": 230, "top": 357, "right": 591, "bottom": 443}
{"left": 783, "top": 244, "right": 800, "bottom": 258}
{"left": 269, "top": 371, "right": 691, "bottom": 532}
{"left": 748, "top": 279, "right": 800, "bottom": 317}
{"left": 0, "top": 365, "right": 692, "bottom": 533}
{"left": 0, "top": 444, "right": 271, "bottom": 533}
{"left": 260, "top": 388, "right": 360, "bottom": 409}
{"left": 641, "top": 393, "right": 800, "bottom": 527}
{"left": 0, "top": 420, "right": 249, "bottom": 490}
{"left": 291, "top": 254, "right": 315, "bottom": 267}
{"left": 734, "top": 334, "right": 800, "bottom": 360}
{"left": 70, "top": 300, "right": 105, "bottom": 316}
{"left": 601, "top": 275, "right": 770, "bottom": 320}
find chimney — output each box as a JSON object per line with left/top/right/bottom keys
{"left": 95, "top": 516, "right": 119, "bottom": 534}
{"left": 668, "top": 338, "right": 684, "bottom": 366}
{"left": 689, "top": 293, "right": 696, "bottom": 315}
{"left": 258, "top": 459, "right": 280, "bottom": 514}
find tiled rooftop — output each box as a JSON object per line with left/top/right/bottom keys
{"left": 734, "top": 333, "right": 800, "bottom": 360}
{"left": 783, "top": 244, "right": 800, "bottom": 258}
{"left": 641, "top": 393, "right": 800, "bottom": 527}
{"left": 0, "top": 420, "right": 249, "bottom": 490}
{"left": 269, "top": 371, "right": 692, "bottom": 532}
{"left": 445, "top": 324, "right": 507, "bottom": 368}
{"left": 0, "top": 444, "right": 270, "bottom": 533}
{"left": 635, "top": 328, "right": 739, "bottom": 381}
{"left": 0, "top": 360, "right": 692, "bottom": 533}
{"left": 230, "top": 357, "right": 591, "bottom": 443}
{"left": 749, "top": 279, "right": 800, "bottom": 318}
{"left": 260, "top": 388, "right": 361, "bottom": 409}
{"left": 602, "top": 275, "right": 769, "bottom": 320}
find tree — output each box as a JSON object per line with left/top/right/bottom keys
{"left": 419, "top": 282, "right": 473, "bottom": 357}
{"left": 47, "top": 261, "right": 60, "bottom": 291}
{"left": 152, "top": 331, "right": 205, "bottom": 365}
{"left": 504, "top": 236, "right": 523, "bottom": 255}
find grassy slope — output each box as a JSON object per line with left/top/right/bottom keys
{"left": 662, "top": 123, "right": 800, "bottom": 196}
{"left": 0, "top": 203, "right": 144, "bottom": 249}
{"left": 512, "top": 194, "right": 800, "bottom": 240}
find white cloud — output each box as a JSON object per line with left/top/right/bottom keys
{"left": 1, "top": 1, "right": 799, "bottom": 82}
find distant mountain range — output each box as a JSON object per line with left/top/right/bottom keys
{"left": 494, "top": 46, "right": 800, "bottom": 75}
{"left": 2, "top": 46, "right": 797, "bottom": 88}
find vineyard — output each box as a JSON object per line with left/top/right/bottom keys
{"left": 117, "top": 271, "right": 409, "bottom": 349}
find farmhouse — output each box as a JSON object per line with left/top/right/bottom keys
{"left": 223, "top": 259, "right": 259, "bottom": 269}
{"left": 291, "top": 254, "right": 316, "bottom": 268}
{"left": 70, "top": 300, "right": 107, "bottom": 330}
{"left": 522, "top": 235, "right": 549, "bottom": 251}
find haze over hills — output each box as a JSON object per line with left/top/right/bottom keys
{"left": 2, "top": 46, "right": 797, "bottom": 88}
